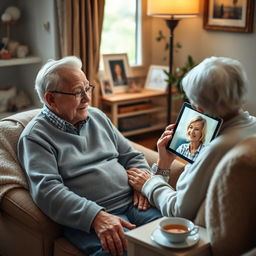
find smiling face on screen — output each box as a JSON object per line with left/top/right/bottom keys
{"left": 187, "top": 121, "right": 203, "bottom": 143}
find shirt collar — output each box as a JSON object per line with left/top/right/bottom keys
{"left": 41, "top": 106, "right": 88, "bottom": 134}
{"left": 186, "top": 142, "right": 204, "bottom": 154}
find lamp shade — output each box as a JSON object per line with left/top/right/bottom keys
{"left": 147, "top": 0, "right": 199, "bottom": 17}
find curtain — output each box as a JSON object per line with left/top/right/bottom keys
{"left": 56, "top": 0, "right": 105, "bottom": 107}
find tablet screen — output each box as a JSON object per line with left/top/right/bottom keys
{"left": 166, "top": 102, "right": 223, "bottom": 164}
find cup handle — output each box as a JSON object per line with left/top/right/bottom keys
{"left": 189, "top": 225, "right": 199, "bottom": 236}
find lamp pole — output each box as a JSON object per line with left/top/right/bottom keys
{"left": 165, "top": 19, "right": 179, "bottom": 124}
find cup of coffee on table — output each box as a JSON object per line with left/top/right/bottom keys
{"left": 159, "top": 217, "right": 199, "bottom": 243}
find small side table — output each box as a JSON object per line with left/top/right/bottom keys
{"left": 101, "top": 89, "right": 168, "bottom": 136}
{"left": 125, "top": 217, "right": 211, "bottom": 256}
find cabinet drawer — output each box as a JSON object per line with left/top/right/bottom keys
{"left": 119, "top": 114, "right": 150, "bottom": 132}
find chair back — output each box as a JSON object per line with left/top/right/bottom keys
{"left": 0, "top": 109, "right": 40, "bottom": 199}
{"left": 205, "top": 136, "right": 256, "bottom": 256}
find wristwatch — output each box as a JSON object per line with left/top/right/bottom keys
{"left": 150, "top": 163, "right": 170, "bottom": 176}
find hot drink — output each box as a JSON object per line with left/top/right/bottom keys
{"left": 163, "top": 224, "right": 189, "bottom": 234}
{"left": 159, "top": 217, "right": 199, "bottom": 243}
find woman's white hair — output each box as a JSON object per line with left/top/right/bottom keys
{"left": 35, "top": 56, "right": 82, "bottom": 104}
{"left": 182, "top": 56, "right": 248, "bottom": 117}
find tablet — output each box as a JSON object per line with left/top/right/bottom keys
{"left": 166, "top": 102, "right": 223, "bottom": 164}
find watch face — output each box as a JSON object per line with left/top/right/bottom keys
{"left": 161, "top": 170, "right": 170, "bottom": 176}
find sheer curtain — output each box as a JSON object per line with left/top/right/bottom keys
{"left": 56, "top": 0, "right": 105, "bottom": 106}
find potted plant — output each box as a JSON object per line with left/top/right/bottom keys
{"left": 164, "top": 55, "right": 196, "bottom": 99}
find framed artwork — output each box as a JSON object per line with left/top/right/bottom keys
{"left": 103, "top": 53, "right": 132, "bottom": 93}
{"left": 145, "top": 65, "right": 169, "bottom": 92}
{"left": 203, "top": 0, "right": 254, "bottom": 33}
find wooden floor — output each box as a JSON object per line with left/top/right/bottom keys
{"left": 128, "top": 130, "right": 163, "bottom": 150}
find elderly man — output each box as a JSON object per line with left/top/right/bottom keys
{"left": 17, "top": 56, "right": 161, "bottom": 256}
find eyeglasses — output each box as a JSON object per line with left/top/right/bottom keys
{"left": 49, "top": 84, "right": 95, "bottom": 99}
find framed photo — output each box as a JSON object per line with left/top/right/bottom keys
{"left": 103, "top": 53, "right": 132, "bottom": 93}
{"left": 203, "top": 0, "right": 254, "bottom": 33}
{"left": 100, "top": 78, "right": 113, "bottom": 96}
{"left": 145, "top": 65, "right": 169, "bottom": 92}
{"left": 127, "top": 77, "right": 143, "bottom": 93}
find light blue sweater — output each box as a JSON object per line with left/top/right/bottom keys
{"left": 142, "top": 111, "right": 256, "bottom": 219}
{"left": 17, "top": 107, "right": 149, "bottom": 233}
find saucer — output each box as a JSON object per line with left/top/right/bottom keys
{"left": 151, "top": 228, "right": 200, "bottom": 249}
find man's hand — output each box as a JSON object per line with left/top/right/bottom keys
{"left": 92, "top": 210, "right": 136, "bottom": 256}
{"left": 127, "top": 168, "right": 152, "bottom": 192}
{"left": 133, "top": 190, "right": 150, "bottom": 210}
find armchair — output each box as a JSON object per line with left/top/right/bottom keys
{"left": 1, "top": 109, "right": 255, "bottom": 256}
{"left": 0, "top": 109, "right": 83, "bottom": 256}
{"left": 0, "top": 109, "right": 184, "bottom": 256}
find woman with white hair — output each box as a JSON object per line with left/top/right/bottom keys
{"left": 127, "top": 56, "right": 256, "bottom": 220}
{"left": 176, "top": 115, "right": 207, "bottom": 162}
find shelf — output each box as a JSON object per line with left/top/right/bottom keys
{"left": 118, "top": 106, "right": 165, "bottom": 118}
{"left": 0, "top": 56, "right": 41, "bottom": 67}
{"left": 123, "top": 123, "right": 166, "bottom": 137}
{"left": 102, "top": 89, "right": 167, "bottom": 104}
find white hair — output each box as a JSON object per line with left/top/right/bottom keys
{"left": 35, "top": 56, "right": 82, "bottom": 104}
{"left": 182, "top": 56, "right": 248, "bottom": 117}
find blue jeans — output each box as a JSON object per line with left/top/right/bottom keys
{"left": 62, "top": 203, "right": 162, "bottom": 256}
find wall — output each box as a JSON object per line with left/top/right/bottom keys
{"left": 1, "top": 0, "right": 255, "bottom": 114}
{"left": 0, "top": 0, "right": 59, "bottom": 107}
{"left": 20, "top": 0, "right": 59, "bottom": 106}
{"left": 149, "top": 3, "right": 256, "bottom": 115}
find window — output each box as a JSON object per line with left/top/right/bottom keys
{"left": 100, "top": 0, "right": 141, "bottom": 66}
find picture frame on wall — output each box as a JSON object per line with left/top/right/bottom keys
{"left": 103, "top": 53, "right": 132, "bottom": 93}
{"left": 203, "top": 0, "right": 254, "bottom": 33}
{"left": 145, "top": 65, "right": 169, "bottom": 92}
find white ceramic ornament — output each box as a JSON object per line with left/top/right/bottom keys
{"left": 5, "top": 6, "right": 21, "bottom": 21}
{"left": 1, "top": 12, "right": 12, "bottom": 22}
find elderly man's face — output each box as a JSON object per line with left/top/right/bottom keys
{"left": 49, "top": 67, "right": 91, "bottom": 125}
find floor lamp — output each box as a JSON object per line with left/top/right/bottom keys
{"left": 147, "top": 0, "right": 199, "bottom": 124}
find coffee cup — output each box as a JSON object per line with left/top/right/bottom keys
{"left": 159, "top": 217, "right": 199, "bottom": 243}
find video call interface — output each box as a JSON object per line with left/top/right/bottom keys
{"left": 167, "top": 103, "right": 223, "bottom": 163}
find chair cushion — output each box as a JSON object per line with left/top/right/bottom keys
{"left": 206, "top": 136, "right": 256, "bottom": 256}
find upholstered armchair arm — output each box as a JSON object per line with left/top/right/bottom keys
{"left": 129, "top": 141, "right": 158, "bottom": 167}
{"left": 0, "top": 188, "right": 61, "bottom": 255}
{"left": 2, "top": 188, "right": 60, "bottom": 233}
{"left": 129, "top": 141, "right": 185, "bottom": 189}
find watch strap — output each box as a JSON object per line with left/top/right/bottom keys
{"left": 151, "top": 163, "right": 170, "bottom": 176}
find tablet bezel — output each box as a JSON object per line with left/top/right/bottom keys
{"left": 166, "top": 102, "right": 223, "bottom": 164}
